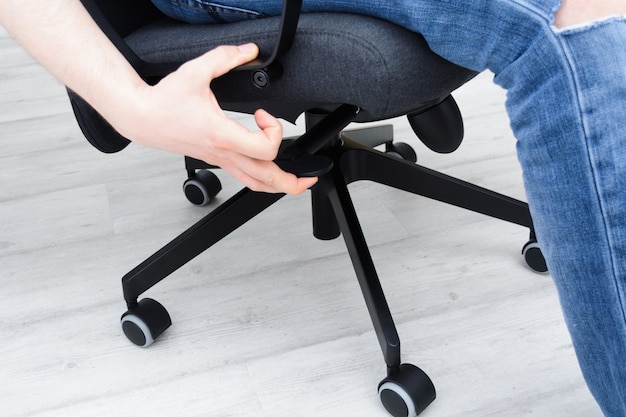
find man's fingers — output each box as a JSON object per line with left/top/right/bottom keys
{"left": 208, "top": 116, "right": 281, "bottom": 162}
{"left": 183, "top": 44, "right": 259, "bottom": 85}
{"left": 173, "top": 44, "right": 317, "bottom": 195}
{"left": 222, "top": 155, "right": 318, "bottom": 195}
{"left": 254, "top": 109, "right": 283, "bottom": 143}
{"left": 218, "top": 111, "right": 316, "bottom": 194}
{"left": 176, "top": 46, "right": 285, "bottom": 162}
{"left": 237, "top": 159, "right": 317, "bottom": 195}
{"left": 210, "top": 109, "right": 284, "bottom": 163}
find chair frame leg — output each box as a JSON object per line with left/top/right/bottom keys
{"left": 338, "top": 137, "right": 533, "bottom": 228}
{"left": 121, "top": 188, "right": 284, "bottom": 308}
{"left": 316, "top": 169, "right": 403, "bottom": 370}
{"left": 309, "top": 133, "right": 535, "bottom": 373}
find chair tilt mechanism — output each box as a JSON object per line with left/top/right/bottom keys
{"left": 69, "top": 0, "right": 548, "bottom": 416}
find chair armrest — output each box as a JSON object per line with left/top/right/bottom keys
{"left": 80, "top": 0, "right": 303, "bottom": 85}
{"left": 237, "top": 0, "right": 302, "bottom": 70}
{"left": 234, "top": 0, "right": 302, "bottom": 88}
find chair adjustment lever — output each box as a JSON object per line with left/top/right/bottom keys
{"left": 274, "top": 104, "right": 360, "bottom": 177}
{"left": 275, "top": 154, "right": 333, "bottom": 177}
{"left": 275, "top": 138, "right": 333, "bottom": 177}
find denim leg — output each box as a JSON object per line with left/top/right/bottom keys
{"left": 149, "top": 0, "right": 279, "bottom": 23}
{"left": 150, "top": 0, "right": 559, "bottom": 73}
{"left": 497, "top": 17, "right": 626, "bottom": 416}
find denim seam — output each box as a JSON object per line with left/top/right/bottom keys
{"left": 170, "top": 0, "right": 265, "bottom": 19}
{"left": 554, "top": 32, "right": 626, "bottom": 330}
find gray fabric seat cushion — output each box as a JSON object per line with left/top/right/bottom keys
{"left": 125, "top": 13, "right": 477, "bottom": 122}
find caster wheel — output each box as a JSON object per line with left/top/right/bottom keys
{"left": 386, "top": 142, "right": 417, "bottom": 163}
{"left": 378, "top": 364, "right": 436, "bottom": 417}
{"left": 121, "top": 298, "right": 171, "bottom": 348}
{"left": 183, "top": 170, "right": 222, "bottom": 206}
{"left": 522, "top": 240, "right": 548, "bottom": 273}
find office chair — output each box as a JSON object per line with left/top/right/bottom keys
{"left": 69, "top": 0, "right": 548, "bottom": 415}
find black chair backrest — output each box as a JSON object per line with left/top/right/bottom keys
{"left": 83, "top": 0, "right": 161, "bottom": 38}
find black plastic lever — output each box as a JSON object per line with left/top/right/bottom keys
{"left": 275, "top": 104, "right": 360, "bottom": 177}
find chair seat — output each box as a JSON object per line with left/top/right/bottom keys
{"left": 125, "top": 13, "right": 477, "bottom": 123}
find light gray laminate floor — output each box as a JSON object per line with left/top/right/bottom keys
{"left": 0, "top": 26, "right": 603, "bottom": 417}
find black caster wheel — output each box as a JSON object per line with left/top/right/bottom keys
{"left": 183, "top": 170, "right": 222, "bottom": 206}
{"left": 378, "top": 364, "right": 436, "bottom": 417}
{"left": 522, "top": 240, "right": 548, "bottom": 273}
{"left": 386, "top": 142, "right": 417, "bottom": 163}
{"left": 121, "top": 298, "right": 172, "bottom": 348}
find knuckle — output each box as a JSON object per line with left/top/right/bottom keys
{"left": 266, "top": 146, "right": 280, "bottom": 161}
{"left": 259, "top": 171, "right": 277, "bottom": 188}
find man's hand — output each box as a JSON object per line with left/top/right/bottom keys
{"left": 117, "top": 44, "right": 317, "bottom": 195}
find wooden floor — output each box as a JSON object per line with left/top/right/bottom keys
{"left": 0, "top": 27, "right": 603, "bottom": 417}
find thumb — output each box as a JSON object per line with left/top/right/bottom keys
{"left": 191, "top": 43, "right": 260, "bottom": 80}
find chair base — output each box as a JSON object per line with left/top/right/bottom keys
{"left": 120, "top": 105, "right": 539, "bottom": 416}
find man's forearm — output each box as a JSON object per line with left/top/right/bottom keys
{"left": 0, "top": 0, "right": 147, "bottom": 133}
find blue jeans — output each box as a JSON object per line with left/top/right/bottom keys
{"left": 150, "top": 1, "right": 626, "bottom": 415}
